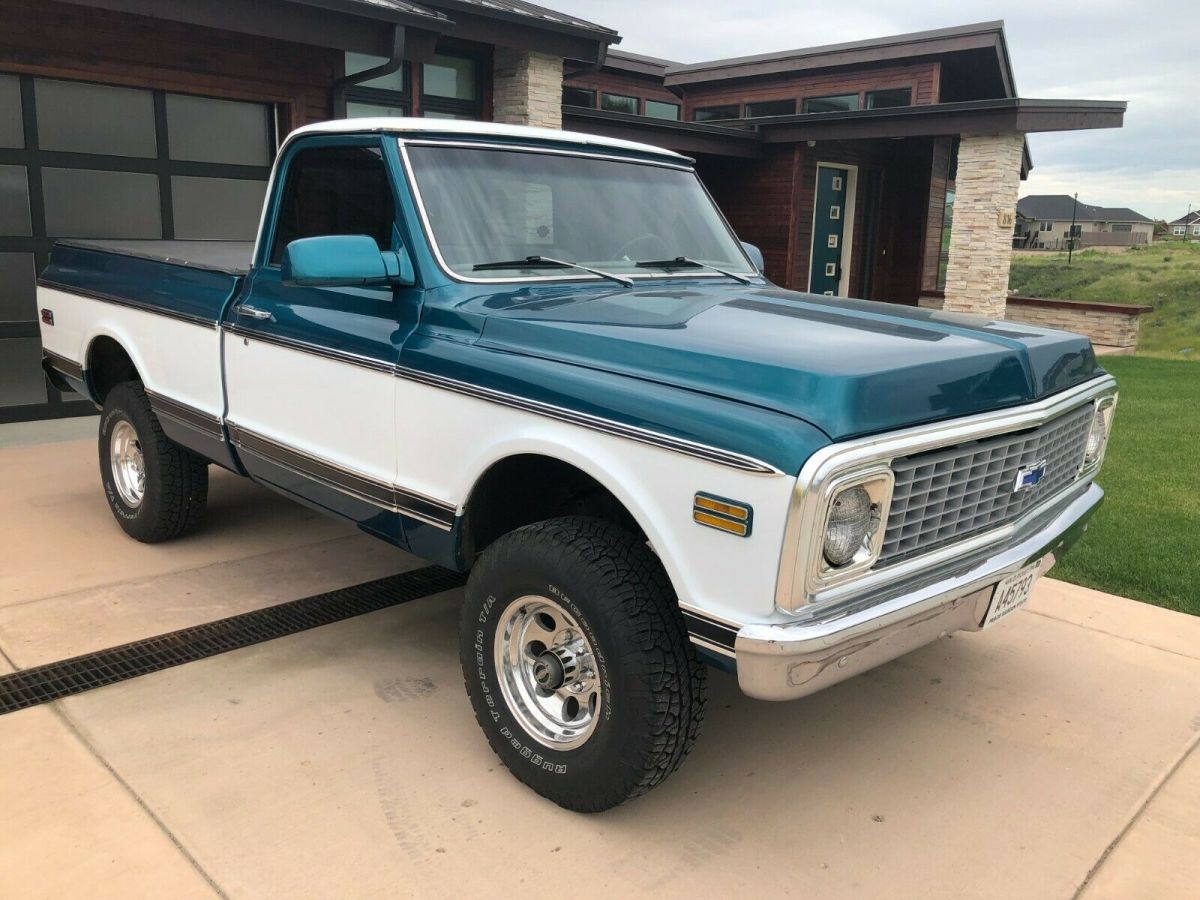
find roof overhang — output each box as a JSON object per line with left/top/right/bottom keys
{"left": 747, "top": 98, "right": 1126, "bottom": 143}
{"left": 64, "top": 0, "right": 617, "bottom": 63}
{"left": 563, "top": 107, "right": 763, "bottom": 159}
{"left": 663, "top": 21, "right": 1013, "bottom": 91}
{"left": 565, "top": 99, "right": 1123, "bottom": 169}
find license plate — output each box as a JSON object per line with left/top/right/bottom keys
{"left": 982, "top": 560, "right": 1042, "bottom": 628}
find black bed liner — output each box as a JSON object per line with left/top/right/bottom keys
{"left": 57, "top": 239, "right": 255, "bottom": 276}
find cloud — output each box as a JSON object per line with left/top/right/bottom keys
{"left": 555, "top": 1, "right": 1199, "bottom": 219}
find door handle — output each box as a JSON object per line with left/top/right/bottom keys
{"left": 237, "top": 305, "right": 273, "bottom": 321}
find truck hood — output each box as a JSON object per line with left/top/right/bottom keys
{"left": 468, "top": 283, "right": 1101, "bottom": 440}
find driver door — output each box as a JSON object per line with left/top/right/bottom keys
{"left": 223, "top": 141, "right": 412, "bottom": 542}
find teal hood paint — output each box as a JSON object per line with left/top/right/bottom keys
{"left": 455, "top": 282, "right": 1102, "bottom": 441}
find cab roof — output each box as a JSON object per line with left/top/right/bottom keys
{"left": 287, "top": 117, "right": 691, "bottom": 163}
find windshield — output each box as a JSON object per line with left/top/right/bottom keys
{"left": 404, "top": 144, "right": 754, "bottom": 280}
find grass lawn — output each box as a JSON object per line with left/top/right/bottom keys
{"left": 1008, "top": 242, "right": 1200, "bottom": 359}
{"left": 1051, "top": 355, "right": 1200, "bottom": 615}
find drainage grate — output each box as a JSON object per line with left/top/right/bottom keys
{"left": 0, "top": 565, "right": 467, "bottom": 716}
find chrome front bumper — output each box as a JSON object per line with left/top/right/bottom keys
{"left": 736, "top": 483, "right": 1103, "bottom": 700}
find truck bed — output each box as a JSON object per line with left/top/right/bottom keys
{"left": 57, "top": 240, "right": 254, "bottom": 276}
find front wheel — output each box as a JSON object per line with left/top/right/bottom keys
{"left": 459, "top": 517, "right": 706, "bottom": 812}
{"left": 99, "top": 381, "right": 209, "bottom": 542}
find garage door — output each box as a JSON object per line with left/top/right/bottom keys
{"left": 0, "top": 74, "right": 275, "bottom": 423}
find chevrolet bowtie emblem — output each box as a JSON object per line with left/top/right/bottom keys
{"left": 1013, "top": 460, "right": 1048, "bottom": 493}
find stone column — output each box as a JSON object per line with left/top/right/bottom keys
{"left": 942, "top": 132, "right": 1025, "bottom": 319}
{"left": 492, "top": 48, "right": 563, "bottom": 129}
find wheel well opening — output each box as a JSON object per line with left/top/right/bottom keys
{"left": 86, "top": 337, "right": 139, "bottom": 403}
{"left": 464, "top": 455, "right": 645, "bottom": 559}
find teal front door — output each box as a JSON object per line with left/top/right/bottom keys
{"left": 810, "top": 165, "right": 849, "bottom": 295}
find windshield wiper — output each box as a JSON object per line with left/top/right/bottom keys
{"left": 471, "top": 255, "right": 633, "bottom": 288}
{"left": 634, "top": 256, "right": 754, "bottom": 285}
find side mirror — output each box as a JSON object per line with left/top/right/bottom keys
{"left": 740, "top": 241, "right": 764, "bottom": 273}
{"left": 282, "top": 235, "right": 415, "bottom": 288}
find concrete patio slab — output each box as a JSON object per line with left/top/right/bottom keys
{"left": 0, "top": 440, "right": 357, "bottom": 608}
{"left": 0, "top": 705, "right": 217, "bottom": 900}
{"left": 1081, "top": 739, "right": 1200, "bottom": 899}
{"left": 1029, "top": 578, "right": 1200, "bottom": 662}
{"left": 53, "top": 584, "right": 1200, "bottom": 899}
{"left": 0, "top": 534, "right": 415, "bottom": 669}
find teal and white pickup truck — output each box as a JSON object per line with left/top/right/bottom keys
{"left": 37, "top": 119, "right": 1117, "bottom": 811}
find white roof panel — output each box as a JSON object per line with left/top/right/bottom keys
{"left": 287, "top": 117, "right": 689, "bottom": 161}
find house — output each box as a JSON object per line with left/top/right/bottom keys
{"left": 1014, "top": 195, "right": 1156, "bottom": 249}
{"left": 0, "top": 4, "right": 1124, "bottom": 423}
{"left": 1168, "top": 211, "right": 1200, "bottom": 238}
{"left": 561, "top": 23, "right": 1123, "bottom": 312}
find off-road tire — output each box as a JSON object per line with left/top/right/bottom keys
{"left": 459, "top": 516, "right": 707, "bottom": 812}
{"left": 99, "top": 381, "right": 209, "bottom": 542}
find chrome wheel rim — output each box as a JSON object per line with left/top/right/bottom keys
{"left": 109, "top": 419, "right": 146, "bottom": 508}
{"left": 494, "top": 595, "right": 602, "bottom": 750}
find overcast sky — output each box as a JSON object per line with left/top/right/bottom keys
{"left": 553, "top": 1, "right": 1199, "bottom": 221}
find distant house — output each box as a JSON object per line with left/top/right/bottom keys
{"left": 1015, "top": 195, "right": 1155, "bottom": 249}
{"left": 1168, "top": 211, "right": 1200, "bottom": 238}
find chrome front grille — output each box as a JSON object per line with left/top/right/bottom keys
{"left": 878, "top": 403, "right": 1095, "bottom": 567}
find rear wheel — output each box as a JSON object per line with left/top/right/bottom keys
{"left": 459, "top": 516, "right": 706, "bottom": 812}
{"left": 98, "top": 381, "right": 209, "bottom": 542}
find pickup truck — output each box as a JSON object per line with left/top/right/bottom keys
{"left": 37, "top": 118, "right": 1117, "bottom": 812}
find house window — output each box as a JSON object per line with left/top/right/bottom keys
{"left": 802, "top": 94, "right": 859, "bottom": 113}
{"left": 600, "top": 93, "right": 639, "bottom": 115}
{"left": 1040, "top": 221, "right": 1054, "bottom": 232}
{"left": 422, "top": 53, "right": 482, "bottom": 119}
{"left": 1112, "top": 223, "right": 1132, "bottom": 232}
{"left": 866, "top": 87, "right": 912, "bottom": 109}
{"left": 644, "top": 99, "right": 680, "bottom": 120}
{"left": 563, "top": 86, "right": 596, "bottom": 108}
{"left": 937, "top": 189, "right": 955, "bottom": 290}
{"left": 744, "top": 99, "right": 795, "bottom": 117}
{"left": 343, "top": 53, "right": 411, "bottom": 117}
{"left": 1193, "top": 225, "right": 1200, "bottom": 236}
{"left": 1172, "top": 225, "right": 1185, "bottom": 236}
{"left": 693, "top": 104, "right": 739, "bottom": 122}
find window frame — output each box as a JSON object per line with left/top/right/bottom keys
{"left": 692, "top": 104, "right": 740, "bottom": 122}
{"left": 1172, "top": 225, "right": 1185, "bottom": 236}
{"left": 0, "top": 72, "right": 276, "bottom": 423}
{"left": 420, "top": 50, "right": 484, "bottom": 119}
{"left": 562, "top": 86, "right": 597, "bottom": 109}
{"left": 802, "top": 93, "right": 861, "bottom": 114}
{"left": 865, "top": 87, "right": 913, "bottom": 109}
{"left": 743, "top": 99, "right": 797, "bottom": 118}
{"left": 600, "top": 92, "right": 640, "bottom": 115}
{"left": 643, "top": 98, "right": 681, "bottom": 121}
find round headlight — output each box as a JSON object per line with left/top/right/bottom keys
{"left": 1084, "top": 405, "right": 1108, "bottom": 463}
{"left": 823, "top": 485, "right": 873, "bottom": 568}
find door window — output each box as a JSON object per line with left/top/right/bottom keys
{"left": 269, "top": 146, "right": 396, "bottom": 264}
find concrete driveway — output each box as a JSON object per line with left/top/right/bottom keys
{"left": 1, "top": 427, "right": 1197, "bottom": 899}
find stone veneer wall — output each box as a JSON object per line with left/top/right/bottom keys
{"left": 492, "top": 48, "right": 563, "bottom": 129}
{"left": 918, "top": 295, "right": 1150, "bottom": 349}
{"left": 942, "top": 132, "right": 1026, "bottom": 319}
{"left": 1004, "top": 298, "right": 1149, "bottom": 348}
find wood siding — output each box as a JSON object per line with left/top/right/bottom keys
{"left": 0, "top": 0, "right": 338, "bottom": 131}
{"left": 682, "top": 61, "right": 940, "bottom": 118}
{"left": 698, "top": 146, "right": 801, "bottom": 286}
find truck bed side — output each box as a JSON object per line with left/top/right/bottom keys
{"left": 37, "top": 240, "right": 251, "bottom": 464}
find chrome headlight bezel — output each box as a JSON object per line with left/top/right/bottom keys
{"left": 800, "top": 466, "right": 895, "bottom": 603}
{"left": 1079, "top": 394, "right": 1117, "bottom": 476}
